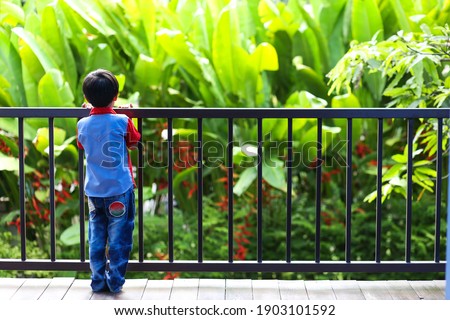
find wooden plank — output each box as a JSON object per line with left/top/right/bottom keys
{"left": 39, "top": 277, "right": 74, "bottom": 300}
{"left": 433, "top": 280, "right": 445, "bottom": 295}
{"left": 252, "top": 280, "right": 281, "bottom": 300}
{"left": 304, "top": 280, "right": 336, "bottom": 300}
{"left": 62, "top": 279, "right": 93, "bottom": 300}
{"left": 409, "top": 281, "right": 445, "bottom": 300}
{"left": 11, "top": 278, "right": 51, "bottom": 300}
{"left": 278, "top": 280, "right": 308, "bottom": 300}
{"left": 225, "top": 279, "right": 253, "bottom": 300}
{"left": 198, "top": 279, "right": 225, "bottom": 300}
{"left": 358, "top": 281, "right": 392, "bottom": 300}
{"left": 91, "top": 290, "right": 117, "bottom": 300}
{"left": 115, "top": 279, "right": 148, "bottom": 300}
{"left": 0, "top": 278, "right": 25, "bottom": 300}
{"left": 330, "top": 280, "right": 365, "bottom": 300}
{"left": 170, "top": 278, "right": 199, "bottom": 300}
{"left": 142, "top": 280, "right": 173, "bottom": 300}
{"left": 385, "top": 280, "right": 419, "bottom": 300}
{"left": 91, "top": 279, "right": 148, "bottom": 300}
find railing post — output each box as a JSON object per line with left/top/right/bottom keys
{"left": 446, "top": 116, "right": 450, "bottom": 300}
{"left": 168, "top": 118, "right": 174, "bottom": 262}
{"left": 18, "top": 117, "right": 26, "bottom": 261}
{"left": 49, "top": 117, "right": 56, "bottom": 262}
{"left": 137, "top": 118, "right": 144, "bottom": 263}
{"left": 227, "top": 118, "right": 234, "bottom": 263}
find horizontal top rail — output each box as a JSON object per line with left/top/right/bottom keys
{"left": 0, "top": 107, "right": 450, "bottom": 118}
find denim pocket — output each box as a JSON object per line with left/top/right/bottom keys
{"left": 105, "top": 192, "right": 128, "bottom": 218}
{"left": 108, "top": 200, "right": 127, "bottom": 218}
{"left": 88, "top": 198, "right": 97, "bottom": 220}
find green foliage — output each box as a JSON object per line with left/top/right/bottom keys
{"left": 0, "top": 0, "right": 448, "bottom": 280}
{"left": 0, "top": 231, "right": 52, "bottom": 278}
{"left": 328, "top": 25, "right": 450, "bottom": 108}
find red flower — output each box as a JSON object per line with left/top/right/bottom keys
{"left": 355, "top": 142, "right": 372, "bottom": 158}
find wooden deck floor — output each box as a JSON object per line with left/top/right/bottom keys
{"left": 0, "top": 278, "right": 445, "bottom": 300}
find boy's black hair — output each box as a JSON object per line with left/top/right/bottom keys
{"left": 82, "top": 69, "right": 119, "bottom": 107}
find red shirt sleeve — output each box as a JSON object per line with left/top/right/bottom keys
{"left": 126, "top": 118, "right": 141, "bottom": 148}
{"left": 76, "top": 126, "right": 84, "bottom": 150}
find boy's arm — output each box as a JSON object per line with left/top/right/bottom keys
{"left": 76, "top": 126, "right": 84, "bottom": 150}
{"left": 126, "top": 119, "right": 141, "bottom": 148}
{"left": 118, "top": 103, "right": 141, "bottom": 148}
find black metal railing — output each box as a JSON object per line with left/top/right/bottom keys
{"left": 0, "top": 107, "right": 448, "bottom": 273}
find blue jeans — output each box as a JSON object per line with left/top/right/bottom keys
{"left": 87, "top": 187, "right": 135, "bottom": 293}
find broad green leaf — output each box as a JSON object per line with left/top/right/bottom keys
{"left": 0, "top": 118, "right": 34, "bottom": 140}
{"left": 291, "top": 1, "right": 330, "bottom": 73}
{"left": 292, "top": 59, "right": 328, "bottom": 98}
{"left": 250, "top": 42, "right": 278, "bottom": 71}
{"left": 136, "top": 0, "right": 157, "bottom": 55}
{"left": 392, "top": 154, "right": 407, "bottom": 163}
{"left": 412, "top": 175, "right": 434, "bottom": 192}
{"left": 34, "top": 189, "right": 48, "bottom": 203}
{"left": 135, "top": 54, "right": 162, "bottom": 87}
{"left": 233, "top": 146, "right": 255, "bottom": 167}
{"left": 262, "top": 159, "right": 286, "bottom": 193}
{"left": 157, "top": 29, "right": 202, "bottom": 79}
{"left": 413, "top": 160, "right": 432, "bottom": 167}
{"left": 12, "top": 27, "right": 59, "bottom": 72}
{"left": 0, "top": 27, "right": 26, "bottom": 105}
{"left": 234, "top": 167, "right": 257, "bottom": 196}
{"left": 63, "top": 0, "right": 116, "bottom": 36}
{"left": 352, "top": 0, "right": 384, "bottom": 42}
{"left": 86, "top": 44, "right": 113, "bottom": 73}
{"left": 40, "top": 5, "right": 77, "bottom": 93}
{"left": 212, "top": 5, "right": 241, "bottom": 94}
{"left": 37, "top": 69, "right": 74, "bottom": 106}
{"left": 60, "top": 221, "right": 88, "bottom": 246}
{"left": 331, "top": 93, "right": 361, "bottom": 108}
{"left": 363, "top": 189, "right": 378, "bottom": 203}
{"left": 389, "top": 176, "right": 407, "bottom": 188}
{"left": 33, "top": 127, "right": 67, "bottom": 154}
{"left": 382, "top": 163, "right": 405, "bottom": 181}
{"left": 44, "top": 136, "right": 77, "bottom": 157}
{"left": 0, "top": 1, "right": 25, "bottom": 26}
{"left": 258, "top": 0, "right": 298, "bottom": 36}
{"left": 414, "top": 167, "right": 437, "bottom": 177}
{"left": 0, "top": 78, "right": 14, "bottom": 106}
{"left": 388, "top": 0, "right": 412, "bottom": 32}
{"left": 0, "top": 153, "right": 33, "bottom": 174}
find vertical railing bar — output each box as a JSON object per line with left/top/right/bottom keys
{"left": 375, "top": 118, "right": 383, "bottom": 263}
{"left": 137, "top": 118, "right": 144, "bottom": 263}
{"left": 406, "top": 118, "right": 414, "bottom": 263}
{"left": 434, "top": 118, "right": 442, "bottom": 262}
{"left": 49, "top": 117, "right": 56, "bottom": 262}
{"left": 257, "top": 118, "right": 263, "bottom": 263}
{"left": 315, "top": 118, "right": 322, "bottom": 263}
{"left": 168, "top": 118, "right": 174, "bottom": 263}
{"left": 228, "top": 118, "right": 234, "bottom": 263}
{"left": 286, "top": 118, "right": 293, "bottom": 263}
{"left": 78, "top": 133, "right": 85, "bottom": 262}
{"left": 18, "top": 117, "right": 26, "bottom": 261}
{"left": 197, "top": 118, "right": 203, "bottom": 263}
{"left": 345, "top": 118, "right": 352, "bottom": 263}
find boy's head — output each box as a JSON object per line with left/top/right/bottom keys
{"left": 82, "top": 69, "right": 119, "bottom": 107}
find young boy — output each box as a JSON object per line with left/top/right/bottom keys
{"left": 77, "top": 69, "right": 141, "bottom": 293}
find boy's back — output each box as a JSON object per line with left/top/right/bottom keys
{"left": 78, "top": 111, "right": 134, "bottom": 198}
